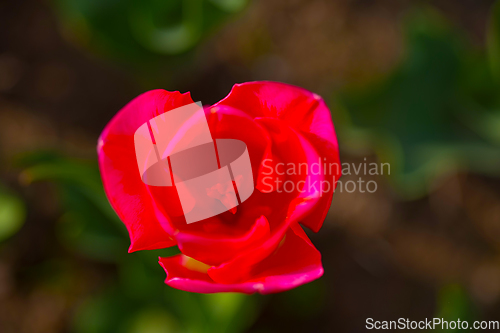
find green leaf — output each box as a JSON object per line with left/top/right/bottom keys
{"left": 18, "top": 152, "right": 129, "bottom": 261}
{"left": 129, "top": 0, "right": 203, "bottom": 54}
{"left": 435, "top": 284, "right": 476, "bottom": 332}
{"left": 20, "top": 155, "right": 121, "bottom": 226}
{"left": 0, "top": 188, "right": 26, "bottom": 242}
{"left": 51, "top": 0, "right": 248, "bottom": 66}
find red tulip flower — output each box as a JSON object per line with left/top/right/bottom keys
{"left": 98, "top": 81, "right": 341, "bottom": 294}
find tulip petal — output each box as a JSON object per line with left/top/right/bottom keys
{"left": 98, "top": 89, "right": 193, "bottom": 252}
{"left": 214, "top": 81, "right": 337, "bottom": 148}
{"left": 204, "top": 119, "right": 325, "bottom": 281}
{"left": 214, "top": 81, "right": 341, "bottom": 232}
{"left": 158, "top": 223, "right": 322, "bottom": 294}
{"left": 174, "top": 215, "right": 270, "bottom": 266}
{"left": 99, "top": 82, "right": 338, "bottom": 294}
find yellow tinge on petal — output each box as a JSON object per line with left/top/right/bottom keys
{"left": 181, "top": 255, "right": 211, "bottom": 273}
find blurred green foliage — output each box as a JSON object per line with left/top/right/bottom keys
{"left": 18, "top": 151, "right": 258, "bottom": 333}
{"left": 51, "top": 0, "right": 247, "bottom": 72}
{"left": 488, "top": 1, "right": 500, "bottom": 83}
{"left": 435, "top": 284, "right": 476, "bottom": 332}
{"left": 0, "top": 185, "right": 26, "bottom": 242}
{"left": 338, "top": 6, "right": 500, "bottom": 199}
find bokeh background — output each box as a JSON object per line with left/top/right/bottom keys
{"left": 1, "top": 0, "right": 500, "bottom": 332}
